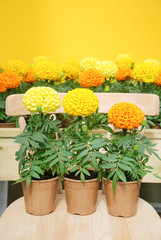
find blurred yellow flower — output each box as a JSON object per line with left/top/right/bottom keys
{"left": 144, "top": 59, "right": 160, "bottom": 66}
{"left": 80, "top": 57, "right": 99, "bottom": 71}
{"left": 23, "top": 87, "right": 60, "bottom": 114}
{"left": 116, "top": 54, "right": 134, "bottom": 70}
{"left": 61, "top": 63, "right": 80, "bottom": 81}
{"left": 6, "top": 60, "right": 28, "bottom": 77}
{"left": 63, "top": 60, "right": 80, "bottom": 69}
{"left": 62, "top": 88, "right": 98, "bottom": 116}
{"left": 33, "top": 56, "right": 49, "bottom": 65}
{"left": 132, "top": 62, "right": 160, "bottom": 83}
{"left": 95, "top": 61, "right": 118, "bottom": 79}
{"left": 34, "top": 61, "right": 61, "bottom": 82}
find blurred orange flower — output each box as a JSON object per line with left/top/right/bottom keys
{"left": 24, "top": 68, "right": 36, "bottom": 83}
{"left": 116, "top": 69, "right": 132, "bottom": 81}
{"left": 0, "top": 71, "right": 21, "bottom": 89}
{"left": 79, "top": 69, "right": 104, "bottom": 88}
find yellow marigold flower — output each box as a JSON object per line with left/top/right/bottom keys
{"left": 23, "top": 87, "right": 60, "bottom": 114}
{"left": 116, "top": 54, "right": 134, "bottom": 70}
{"left": 62, "top": 88, "right": 98, "bottom": 116}
{"left": 108, "top": 102, "right": 144, "bottom": 130}
{"left": 79, "top": 69, "right": 104, "bottom": 88}
{"left": 0, "top": 84, "right": 7, "bottom": 93}
{"left": 80, "top": 57, "right": 99, "bottom": 71}
{"left": 33, "top": 56, "right": 49, "bottom": 65}
{"left": 6, "top": 60, "right": 28, "bottom": 77}
{"left": 61, "top": 64, "right": 80, "bottom": 81}
{"left": 116, "top": 69, "right": 132, "bottom": 81}
{"left": 34, "top": 62, "right": 61, "bottom": 82}
{"left": 0, "top": 71, "right": 21, "bottom": 89}
{"left": 132, "top": 62, "right": 160, "bottom": 83}
{"left": 95, "top": 61, "right": 118, "bottom": 79}
{"left": 63, "top": 60, "right": 80, "bottom": 69}
{"left": 23, "top": 68, "right": 36, "bottom": 83}
{"left": 154, "top": 69, "right": 161, "bottom": 86}
{"left": 144, "top": 59, "right": 160, "bottom": 66}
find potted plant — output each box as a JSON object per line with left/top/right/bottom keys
{"left": 62, "top": 88, "right": 109, "bottom": 215}
{"left": 98, "top": 102, "right": 161, "bottom": 217}
{"left": 14, "top": 86, "right": 72, "bottom": 216}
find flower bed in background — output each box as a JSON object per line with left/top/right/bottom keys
{"left": 0, "top": 54, "right": 161, "bottom": 128}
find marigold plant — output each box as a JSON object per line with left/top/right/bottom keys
{"left": 108, "top": 102, "right": 144, "bottom": 130}
{"left": 79, "top": 69, "right": 105, "bottom": 88}
{"left": 116, "top": 54, "right": 134, "bottom": 70}
{"left": 23, "top": 87, "right": 60, "bottom": 114}
{"left": 80, "top": 57, "right": 99, "bottom": 71}
{"left": 23, "top": 68, "right": 36, "bottom": 83}
{"left": 62, "top": 88, "right": 98, "bottom": 116}
{"left": 95, "top": 61, "right": 118, "bottom": 79}
{"left": 34, "top": 62, "right": 61, "bottom": 82}
{"left": 116, "top": 69, "right": 132, "bottom": 81}
{"left": 0, "top": 71, "right": 21, "bottom": 89}
{"left": 132, "top": 62, "right": 160, "bottom": 83}
{"left": 6, "top": 60, "right": 28, "bottom": 77}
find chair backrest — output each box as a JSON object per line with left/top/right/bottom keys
{"left": 6, "top": 92, "right": 160, "bottom": 131}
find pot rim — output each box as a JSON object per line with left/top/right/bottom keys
{"left": 63, "top": 176, "right": 99, "bottom": 183}
{"left": 103, "top": 177, "right": 142, "bottom": 184}
{"left": 22, "top": 175, "right": 59, "bottom": 184}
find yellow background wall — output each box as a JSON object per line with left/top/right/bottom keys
{"left": 1, "top": 0, "right": 161, "bottom": 66}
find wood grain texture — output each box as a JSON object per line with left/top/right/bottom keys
{"left": 0, "top": 191, "right": 161, "bottom": 240}
{"left": 6, "top": 93, "right": 160, "bottom": 116}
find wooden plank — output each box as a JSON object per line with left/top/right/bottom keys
{"left": 0, "top": 191, "right": 161, "bottom": 240}
{"left": 6, "top": 93, "right": 160, "bottom": 116}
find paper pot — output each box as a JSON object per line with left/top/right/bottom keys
{"left": 64, "top": 177, "right": 99, "bottom": 215}
{"left": 104, "top": 178, "right": 141, "bottom": 217}
{"left": 22, "top": 176, "right": 58, "bottom": 216}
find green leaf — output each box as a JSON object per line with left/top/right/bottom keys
{"left": 31, "top": 171, "right": 40, "bottom": 179}
{"left": 80, "top": 171, "right": 85, "bottom": 182}
{"left": 31, "top": 166, "right": 44, "bottom": 175}
{"left": 70, "top": 166, "right": 79, "bottom": 173}
{"left": 118, "top": 163, "right": 132, "bottom": 172}
{"left": 91, "top": 155, "right": 98, "bottom": 170}
{"left": 82, "top": 155, "right": 90, "bottom": 164}
{"left": 106, "top": 170, "right": 116, "bottom": 180}
{"left": 100, "top": 163, "right": 116, "bottom": 169}
{"left": 29, "top": 140, "right": 40, "bottom": 148}
{"left": 60, "top": 150, "right": 73, "bottom": 157}
{"left": 112, "top": 173, "right": 117, "bottom": 194}
{"left": 41, "top": 149, "right": 56, "bottom": 157}
{"left": 26, "top": 175, "right": 32, "bottom": 187}
{"left": 82, "top": 168, "right": 91, "bottom": 176}
{"left": 116, "top": 169, "right": 126, "bottom": 182}
{"left": 44, "top": 153, "right": 58, "bottom": 163}
{"left": 76, "top": 149, "right": 89, "bottom": 160}
{"left": 49, "top": 158, "right": 59, "bottom": 167}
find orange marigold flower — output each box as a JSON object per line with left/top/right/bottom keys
{"left": 108, "top": 102, "right": 144, "bottom": 130}
{"left": 79, "top": 69, "right": 104, "bottom": 88}
{"left": 116, "top": 69, "right": 132, "bottom": 81}
{"left": 154, "top": 70, "right": 161, "bottom": 86}
{"left": 24, "top": 68, "right": 36, "bottom": 83}
{"left": 0, "top": 71, "right": 21, "bottom": 89}
{"left": 0, "top": 84, "right": 7, "bottom": 92}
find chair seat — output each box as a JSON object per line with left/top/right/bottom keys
{"left": 0, "top": 191, "right": 161, "bottom": 240}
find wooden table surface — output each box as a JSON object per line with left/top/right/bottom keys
{"left": 0, "top": 191, "right": 161, "bottom": 240}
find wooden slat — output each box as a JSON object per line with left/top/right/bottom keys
{"left": 0, "top": 192, "right": 161, "bottom": 240}
{"left": 6, "top": 93, "right": 160, "bottom": 116}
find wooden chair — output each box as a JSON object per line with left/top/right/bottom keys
{"left": 0, "top": 92, "right": 161, "bottom": 240}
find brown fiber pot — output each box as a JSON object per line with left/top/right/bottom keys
{"left": 64, "top": 177, "right": 100, "bottom": 215}
{"left": 22, "top": 176, "right": 58, "bottom": 216}
{"left": 104, "top": 178, "right": 141, "bottom": 217}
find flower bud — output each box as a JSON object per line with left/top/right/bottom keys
{"left": 82, "top": 124, "right": 88, "bottom": 132}
{"left": 133, "top": 145, "right": 139, "bottom": 151}
{"left": 37, "top": 105, "right": 42, "bottom": 112}
{"left": 141, "top": 119, "right": 147, "bottom": 126}
{"left": 105, "top": 85, "right": 110, "bottom": 92}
